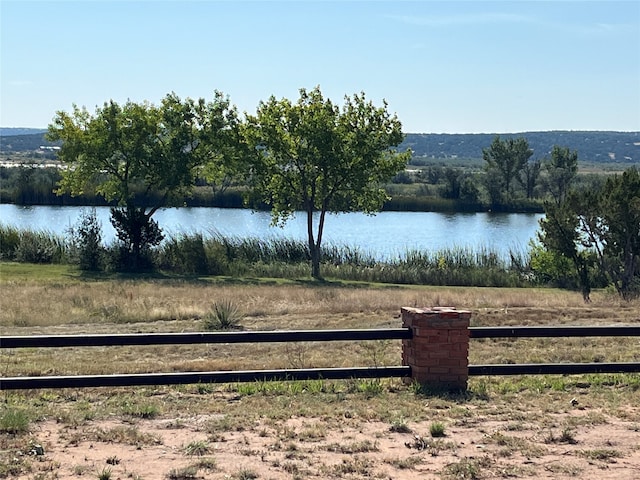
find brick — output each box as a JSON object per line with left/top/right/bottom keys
{"left": 414, "top": 354, "right": 438, "bottom": 364}
{"left": 418, "top": 329, "right": 442, "bottom": 337}
{"left": 427, "top": 335, "right": 447, "bottom": 343}
{"left": 448, "top": 333, "right": 468, "bottom": 342}
{"left": 437, "top": 358, "right": 462, "bottom": 367}
{"left": 448, "top": 350, "right": 469, "bottom": 359}
{"left": 451, "top": 344, "right": 469, "bottom": 352}
{"left": 425, "top": 350, "right": 451, "bottom": 359}
{"left": 428, "top": 367, "right": 451, "bottom": 374}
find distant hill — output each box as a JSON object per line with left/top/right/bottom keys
{"left": 401, "top": 131, "right": 640, "bottom": 163}
{"left": 0, "top": 132, "right": 59, "bottom": 152}
{"left": 0, "top": 127, "right": 47, "bottom": 137}
{"left": 1, "top": 129, "right": 639, "bottom": 163}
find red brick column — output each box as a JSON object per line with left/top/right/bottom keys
{"left": 401, "top": 307, "right": 471, "bottom": 391}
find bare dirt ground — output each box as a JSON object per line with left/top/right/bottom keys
{"left": 12, "top": 398, "right": 640, "bottom": 480}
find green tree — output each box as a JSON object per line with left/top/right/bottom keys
{"left": 538, "top": 167, "right": 640, "bottom": 300}
{"left": 439, "top": 167, "right": 462, "bottom": 199}
{"left": 538, "top": 198, "right": 595, "bottom": 302}
{"left": 543, "top": 145, "right": 578, "bottom": 203}
{"left": 439, "top": 167, "right": 480, "bottom": 203}
{"left": 482, "top": 136, "right": 533, "bottom": 205}
{"left": 599, "top": 168, "right": 640, "bottom": 298}
{"left": 47, "top": 92, "right": 239, "bottom": 270}
{"left": 518, "top": 158, "right": 541, "bottom": 199}
{"left": 244, "top": 86, "right": 411, "bottom": 279}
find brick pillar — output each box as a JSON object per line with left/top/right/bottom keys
{"left": 401, "top": 306, "right": 471, "bottom": 391}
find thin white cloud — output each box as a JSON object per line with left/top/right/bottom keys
{"left": 563, "top": 21, "right": 635, "bottom": 36}
{"left": 388, "top": 12, "right": 533, "bottom": 27}
{"left": 7, "top": 80, "right": 35, "bottom": 87}
{"left": 388, "top": 12, "right": 635, "bottom": 36}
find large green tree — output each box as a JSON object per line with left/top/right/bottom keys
{"left": 244, "top": 86, "right": 411, "bottom": 279}
{"left": 47, "top": 91, "right": 240, "bottom": 269}
{"left": 482, "top": 136, "right": 533, "bottom": 205}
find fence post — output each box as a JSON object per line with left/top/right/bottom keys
{"left": 401, "top": 306, "right": 471, "bottom": 391}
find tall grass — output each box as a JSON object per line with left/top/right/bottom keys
{"left": 0, "top": 225, "right": 533, "bottom": 287}
{"left": 0, "top": 224, "right": 69, "bottom": 263}
{"left": 160, "top": 235, "right": 531, "bottom": 287}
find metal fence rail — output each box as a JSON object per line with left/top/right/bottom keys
{"left": 469, "top": 362, "right": 640, "bottom": 376}
{"left": 469, "top": 326, "right": 640, "bottom": 338}
{"left": 0, "top": 366, "right": 412, "bottom": 390}
{"left": 0, "top": 328, "right": 412, "bottom": 349}
{"left": 1, "top": 325, "right": 638, "bottom": 390}
{"left": 468, "top": 325, "right": 640, "bottom": 376}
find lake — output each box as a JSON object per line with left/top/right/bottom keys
{"left": 0, "top": 205, "right": 544, "bottom": 261}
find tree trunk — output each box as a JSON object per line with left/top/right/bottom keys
{"left": 620, "top": 236, "right": 636, "bottom": 300}
{"left": 311, "top": 244, "right": 322, "bottom": 279}
{"left": 306, "top": 205, "right": 327, "bottom": 280}
{"left": 306, "top": 206, "right": 321, "bottom": 279}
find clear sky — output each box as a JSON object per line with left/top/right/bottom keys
{"left": 1, "top": 0, "right": 639, "bottom": 133}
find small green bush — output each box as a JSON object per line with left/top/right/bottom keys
{"left": 429, "top": 421, "right": 446, "bottom": 437}
{"left": 0, "top": 407, "right": 30, "bottom": 434}
{"left": 67, "top": 208, "right": 104, "bottom": 271}
{"left": 97, "top": 466, "right": 112, "bottom": 480}
{"left": 203, "top": 300, "right": 243, "bottom": 331}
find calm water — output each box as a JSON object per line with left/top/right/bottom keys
{"left": 0, "top": 205, "right": 543, "bottom": 261}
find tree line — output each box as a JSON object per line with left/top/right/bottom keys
{"left": 402, "top": 131, "right": 639, "bottom": 163}
{"left": 2, "top": 87, "right": 638, "bottom": 296}
{"left": 480, "top": 137, "right": 639, "bottom": 300}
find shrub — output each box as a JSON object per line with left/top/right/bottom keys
{"left": 67, "top": 207, "right": 104, "bottom": 271}
{"left": 0, "top": 407, "right": 30, "bottom": 434}
{"left": 202, "top": 236, "right": 230, "bottom": 275}
{"left": 429, "top": 421, "right": 446, "bottom": 437}
{"left": 203, "top": 300, "right": 243, "bottom": 331}
{"left": 530, "top": 243, "right": 577, "bottom": 288}
{"left": 104, "top": 244, "right": 156, "bottom": 273}
{"left": 109, "top": 206, "right": 163, "bottom": 272}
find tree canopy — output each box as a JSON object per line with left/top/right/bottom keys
{"left": 543, "top": 145, "right": 578, "bottom": 203}
{"left": 538, "top": 167, "right": 640, "bottom": 300}
{"left": 47, "top": 92, "right": 240, "bottom": 268}
{"left": 483, "top": 136, "right": 533, "bottom": 205}
{"left": 244, "top": 86, "right": 411, "bottom": 279}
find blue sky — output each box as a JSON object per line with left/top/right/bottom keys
{"left": 1, "top": 0, "right": 639, "bottom": 133}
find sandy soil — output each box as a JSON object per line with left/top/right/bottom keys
{"left": 14, "top": 406, "right": 640, "bottom": 479}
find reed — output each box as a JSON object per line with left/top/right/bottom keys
{"left": 0, "top": 225, "right": 542, "bottom": 288}
{"left": 0, "top": 224, "right": 69, "bottom": 263}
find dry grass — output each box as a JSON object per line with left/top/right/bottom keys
{"left": 1, "top": 267, "right": 639, "bottom": 479}
{"left": 1, "top": 276, "right": 638, "bottom": 376}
